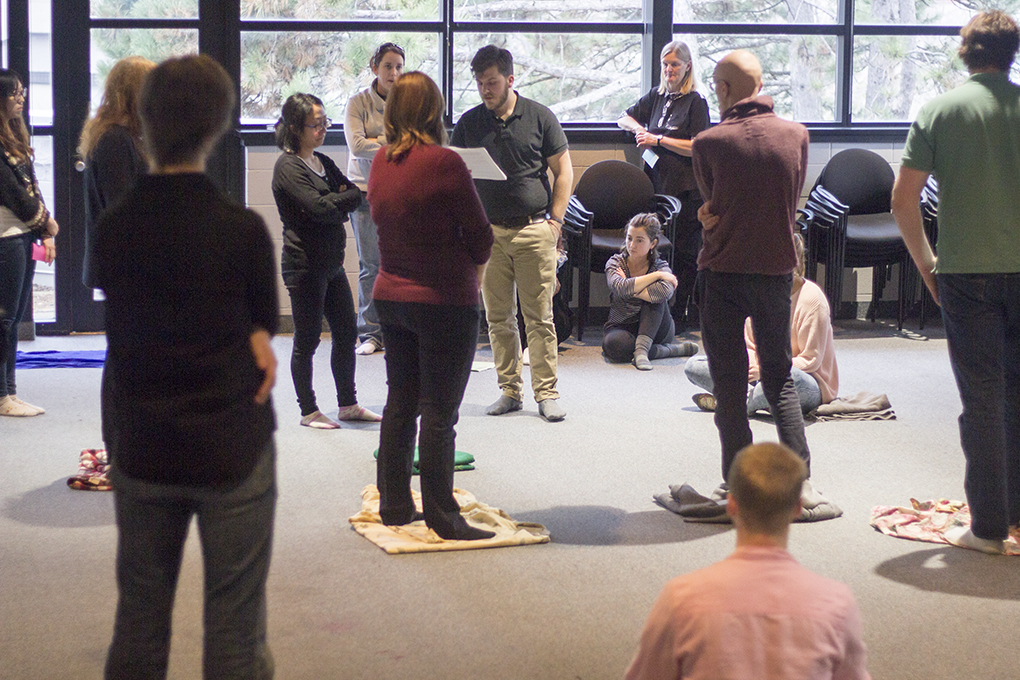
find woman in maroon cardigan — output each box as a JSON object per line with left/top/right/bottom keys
{"left": 367, "top": 72, "right": 495, "bottom": 540}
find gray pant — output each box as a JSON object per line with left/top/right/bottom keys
{"left": 350, "top": 197, "right": 382, "bottom": 344}
{"left": 106, "top": 441, "right": 277, "bottom": 680}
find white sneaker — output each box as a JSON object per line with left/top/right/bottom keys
{"left": 0, "top": 395, "right": 41, "bottom": 417}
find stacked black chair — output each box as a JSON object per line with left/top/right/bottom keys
{"left": 801, "top": 148, "right": 912, "bottom": 329}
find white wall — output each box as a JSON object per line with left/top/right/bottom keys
{"left": 245, "top": 139, "right": 907, "bottom": 318}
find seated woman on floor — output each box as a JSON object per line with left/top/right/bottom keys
{"left": 602, "top": 213, "right": 698, "bottom": 370}
{"left": 686, "top": 233, "right": 839, "bottom": 414}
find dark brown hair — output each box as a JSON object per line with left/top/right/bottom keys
{"left": 0, "top": 69, "right": 32, "bottom": 163}
{"left": 78, "top": 56, "right": 156, "bottom": 160}
{"left": 622, "top": 213, "right": 663, "bottom": 269}
{"left": 371, "top": 42, "right": 405, "bottom": 69}
{"left": 139, "top": 54, "right": 235, "bottom": 168}
{"left": 470, "top": 45, "right": 513, "bottom": 77}
{"left": 384, "top": 71, "right": 446, "bottom": 161}
{"left": 959, "top": 10, "right": 1019, "bottom": 72}
{"left": 275, "top": 93, "right": 325, "bottom": 153}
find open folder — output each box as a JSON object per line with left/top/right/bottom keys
{"left": 447, "top": 146, "right": 507, "bottom": 181}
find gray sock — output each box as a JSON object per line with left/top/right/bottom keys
{"left": 486, "top": 395, "right": 523, "bottom": 416}
{"left": 538, "top": 398, "right": 566, "bottom": 422}
{"left": 633, "top": 335, "right": 653, "bottom": 370}
{"left": 650, "top": 341, "right": 699, "bottom": 359}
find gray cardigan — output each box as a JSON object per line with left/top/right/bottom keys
{"left": 344, "top": 81, "right": 386, "bottom": 191}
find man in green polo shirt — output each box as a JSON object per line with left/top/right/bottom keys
{"left": 891, "top": 10, "right": 1020, "bottom": 555}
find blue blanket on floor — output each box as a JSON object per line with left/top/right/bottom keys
{"left": 15, "top": 350, "right": 106, "bottom": 368}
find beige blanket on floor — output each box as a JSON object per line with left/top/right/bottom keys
{"left": 349, "top": 485, "right": 550, "bottom": 554}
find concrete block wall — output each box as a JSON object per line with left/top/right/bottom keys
{"left": 246, "top": 145, "right": 359, "bottom": 319}
{"left": 244, "top": 139, "right": 907, "bottom": 320}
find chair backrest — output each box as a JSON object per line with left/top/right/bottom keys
{"left": 814, "top": 148, "right": 894, "bottom": 215}
{"left": 574, "top": 160, "right": 656, "bottom": 232}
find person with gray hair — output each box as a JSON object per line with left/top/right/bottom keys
{"left": 891, "top": 10, "right": 1020, "bottom": 555}
{"left": 618, "top": 40, "right": 710, "bottom": 330}
{"left": 626, "top": 442, "right": 870, "bottom": 680}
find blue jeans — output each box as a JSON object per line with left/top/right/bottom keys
{"left": 0, "top": 232, "right": 35, "bottom": 398}
{"left": 376, "top": 300, "right": 478, "bottom": 537}
{"left": 106, "top": 440, "right": 277, "bottom": 680}
{"left": 284, "top": 263, "right": 358, "bottom": 416}
{"left": 698, "top": 271, "right": 810, "bottom": 481}
{"left": 350, "top": 198, "right": 382, "bottom": 345}
{"left": 939, "top": 273, "right": 1020, "bottom": 540}
{"left": 685, "top": 355, "right": 823, "bottom": 415}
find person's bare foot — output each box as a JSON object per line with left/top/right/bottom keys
{"left": 337, "top": 404, "right": 382, "bottom": 422}
{"left": 300, "top": 410, "right": 341, "bottom": 429}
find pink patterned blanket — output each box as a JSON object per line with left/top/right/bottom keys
{"left": 870, "top": 499, "right": 1020, "bottom": 555}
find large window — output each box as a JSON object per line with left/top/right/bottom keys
{"left": 80, "top": 0, "right": 1004, "bottom": 129}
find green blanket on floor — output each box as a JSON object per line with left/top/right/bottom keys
{"left": 372, "top": 448, "right": 475, "bottom": 474}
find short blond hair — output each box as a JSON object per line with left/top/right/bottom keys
{"left": 728, "top": 443, "right": 807, "bottom": 535}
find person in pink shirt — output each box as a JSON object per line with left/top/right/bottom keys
{"left": 686, "top": 234, "right": 839, "bottom": 414}
{"left": 626, "top": 442, "right": 870, "bottom": 680}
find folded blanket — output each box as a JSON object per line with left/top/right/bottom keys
{"left": 67, "top": 449, "right": 112, "bottom": 491}
{"left": 349, "top": 485, "right": 550, "bottom": 554}
{"left": 870, "top": 499, "right": 1020, "bottom": 555}
{"left": 656, "top": 480, "right": 842, "bottom": 523}
{"left": 811, "top": 391, "right": 895, "bottom": 421}
{"left": 17, "top": 350, "right": 106, "bottom": 368}
{"left": 372, "top": 448, "right": 475, "bottom": 473}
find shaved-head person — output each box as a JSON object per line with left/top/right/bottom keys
{"left": 689, "top": 50, "right": 815, "bottom": 494}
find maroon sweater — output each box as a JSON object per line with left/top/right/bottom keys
{"left": 691, "top": 96, "right": 808, "bottom": 275}
{"left": 368, "top": 144, "right": 492, "bottom": 306}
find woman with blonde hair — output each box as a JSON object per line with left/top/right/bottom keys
{"left": 0, "top": 68, "right": 58, "bottom": 417}
{"left": 618, "top": 40, "right": 710, "bottom": 330}
{"left": 79, "top": 55, "right": 155, "bottom": 289}
{"left": 367, "top": 72, "right": 495, "bottom": 540}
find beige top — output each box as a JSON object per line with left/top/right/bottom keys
{"left": 746, "top": 278, "right": 839, "bottom": 404}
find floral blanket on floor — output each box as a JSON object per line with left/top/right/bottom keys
{"left": 870, "top": 499, "right": 1020, "bottom": 555}
{"left": 349, "top": 485, "right": 549, "bottom": 554}
{"left": 67, "top": 449, "right": 112, "bottom": 491}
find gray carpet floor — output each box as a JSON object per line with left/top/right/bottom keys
{"left": 2, "top": 319, "right": 1017, "bottom": 680}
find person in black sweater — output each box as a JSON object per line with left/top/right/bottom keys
{"left": 79, "top": 55, "right": 155, "bottom": 290}
{"left": 272, "top": 93, "right": 380, "bottom": 429}
{"left": 0, "top": 68, "right": 58, "bottom": 418}
{"left": 96, "top": 54, "right": 279, "bottom": 679}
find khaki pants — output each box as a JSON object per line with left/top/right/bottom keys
{"left": 482, "top": 220, "right": 560, "bottom": 402}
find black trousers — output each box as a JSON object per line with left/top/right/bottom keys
{"left": 602, "top": 300, "right": 675, "bottom": 363}
{"left": 375, "top": 300, "right": 479, "bottom": 537}
{"left": 285, "top": 264, "right": 358, "bottom": 416}
{"left": 698, "top": 270, "right": 810, "bottom": 481}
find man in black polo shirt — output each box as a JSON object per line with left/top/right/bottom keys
{"left": 451, "top": 45, "right": 573, "bottom": 422}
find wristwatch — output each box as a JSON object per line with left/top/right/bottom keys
{"left": 657, "top": 135, "right": 663, "bottom": 146}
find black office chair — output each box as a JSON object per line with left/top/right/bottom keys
{"left": 801, "top": 148, "right": 912, "bottom": 329}
{"left": 560, "top": 160, "right": 681, "bottom": 341}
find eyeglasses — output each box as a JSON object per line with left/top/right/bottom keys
{"left": 9, "top": 88, "right": 26, "bottom": 101}
{"left": 304, "top": 117, "right": 332, "bottom": 131}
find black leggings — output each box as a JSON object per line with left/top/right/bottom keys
{"left": 602, "top": 300, "right": 675, "bottom": 363}
{"left": 286, "top": 265, "right": 358, "bottom": 416}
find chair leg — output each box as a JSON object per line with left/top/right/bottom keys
{"left": 577, "top": 262, "right": 590, "bottom": 343}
